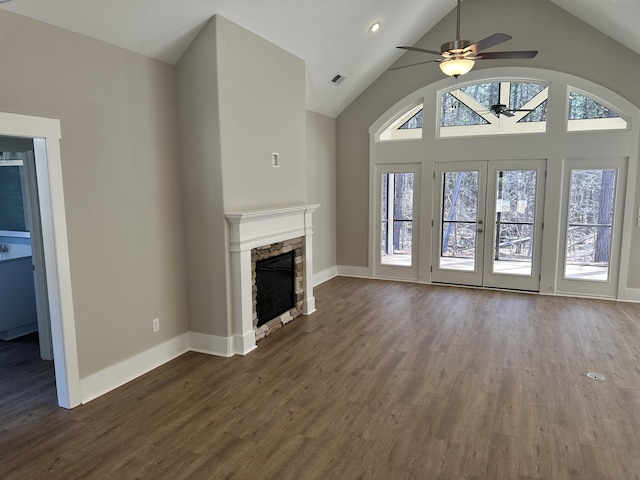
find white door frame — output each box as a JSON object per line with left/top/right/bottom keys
{"left": 0, "top": 112, "right": 80, "bottom": 408}
{"left": 24, "top": 149, "right": 54, "bottom": 360}
{"left": 372, "top": 163, "right": 421, "bottom": 281}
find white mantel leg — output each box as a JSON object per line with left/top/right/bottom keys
{"left": 230, "top": 248, "right": 257, "bottom": 354}
{"left": 303, "top": 210, "right": 316, "bottom": 315}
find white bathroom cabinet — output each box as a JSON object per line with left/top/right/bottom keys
{"left": 0, "top": 255, "right": 37, "bottom": 340}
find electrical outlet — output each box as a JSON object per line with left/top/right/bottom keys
{"left": 152, "top": 318, "right": 160, "bottom": 333}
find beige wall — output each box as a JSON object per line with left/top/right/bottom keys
{"left": 216, "top": 16, "right": 307, "bottom": 211}
{"left": 0, "top": 10, "right": 189, "bottom": 377}
{"left": 336, "top": 0, "right": 640, "bottom": 270}
{"left": 176, "top": 19, "right": 230, "bottom": 337}
{"left": 307, "top": 111, "right": 336, "bottom": 275}
{"left": 176, "top": 15, "right": 309, "bottom": 338}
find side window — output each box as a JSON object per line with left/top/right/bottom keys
{"left": 377, "top": 103, "right": 423, "bottom": 141}
{"left": 381, "top": 171, "right": 414, "bottom": 266}
{"left": 563, "top": 167, "right": 618, "bottom": 282}
{"left": 567, "top": 89, "right": 628, "bottom": 131}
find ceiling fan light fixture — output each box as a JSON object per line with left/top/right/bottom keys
{"left": 439, "top": 58, "right": 475, "bottom": 77}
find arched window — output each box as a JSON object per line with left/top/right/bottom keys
{"left": 377, "top": 102, "right": 423, "bottom": 141}
{"left": 567, "top": 88, "right": 628, "bottom": 131}
{"left": 439, "top": 81, "right": 548, "bottom": 137}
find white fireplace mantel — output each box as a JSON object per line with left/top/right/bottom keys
{"left": 225, "top": 204, "right": 319, "bottom": 355}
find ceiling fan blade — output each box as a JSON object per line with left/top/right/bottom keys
{"left": 389, "top": 60, "right": 440, "bottom": 71}
{"left": 466, "top": 33, "right": 512, "bottom": 55}
{"left": 478, "top": 50, "right": 538, "bottom": 60}
{"left": 500, "top": 110, "right": 515, "bottom": 117}
{"left": 397, "top": 46, "right": 442, "bottom": 56}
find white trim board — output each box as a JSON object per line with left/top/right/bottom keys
{"left": 618, "top": 288, "right": 640, "bottom": 303}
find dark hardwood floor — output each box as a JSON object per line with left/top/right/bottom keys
{"left": 2, "top": 277, "right": 640, "bottom": 479}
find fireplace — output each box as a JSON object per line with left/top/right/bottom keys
{"left": 225, "top": 204, "right": 319, "bottom": 354}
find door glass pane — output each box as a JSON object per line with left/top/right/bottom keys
{"left": 492, "top": 169, "right": 537, "bottom": 276}
{"left": 439, "top": 170, "right": 478, "bottom": 271}
{"left": 381, "top": 172, "right": 414, "bottom": 266}
{"left": 564, "top": 169, "right": 616, "bottom": 281}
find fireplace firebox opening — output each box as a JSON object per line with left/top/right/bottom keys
{"left": 255, "top": 251, "right": 295, "bottom": 327}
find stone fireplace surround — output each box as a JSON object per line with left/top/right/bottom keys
{"left": 252, "top": 237, "right": 304, "bottom": 340}
{"left": 225, "top": 204, "right": 319, "bottom": 355}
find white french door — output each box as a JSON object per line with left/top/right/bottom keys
{"left": 432, "top": 159, "right": 546, "bottom": 291}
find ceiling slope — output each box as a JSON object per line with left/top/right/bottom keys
{"left": 1, "top": 0, "right": 638, "bottom": 117}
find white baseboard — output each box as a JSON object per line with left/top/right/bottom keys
{"left": 190, "top": 331, "right": 234, "bottom": 357}
{"left": 617, "top": 287, "right": 640, "bottom": 302}
{"left": 313, "top": 266, "right": 337, "bottom": 286}
{"left": 75, "top": 276, "right": 640, "bottom": 406}
{"left": 80, "top": 333, "right": 190, "bottom": 404}
{"left": 337, "top": 265, "right": 372, "bottom": 278}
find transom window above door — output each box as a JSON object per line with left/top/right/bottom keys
{"left": 377, "top": 76, "right": 631, "bottom": 143}
{"left": 439, "top": 81, "right": 548, "bottom": 137}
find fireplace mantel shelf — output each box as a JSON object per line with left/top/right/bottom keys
{"left": 225, "top": 204, "right": 320, "bottom": 223}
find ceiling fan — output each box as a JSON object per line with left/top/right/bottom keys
{"left": 392, "top": 0, "right": 538, "bottom": 77}
{"left": 489, "top": 103, "right": 535, "bottom": 117}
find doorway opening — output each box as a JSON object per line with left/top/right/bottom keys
{"left": 0, "top": 137, "right": 52, "bottom": 360}
{"left": 0, "top": 112, "right": 80, "bottom": 409}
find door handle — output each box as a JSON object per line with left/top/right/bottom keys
{"left": 477, "top": 228, "right": 484, "bottom": 233}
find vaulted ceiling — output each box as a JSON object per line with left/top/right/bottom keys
{"left": 1, "top": 0, "right": 638, "bottom": 118}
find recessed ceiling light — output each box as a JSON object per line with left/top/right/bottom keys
{"left": 369, "top": 21, "right": 381, "bottom": 33}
